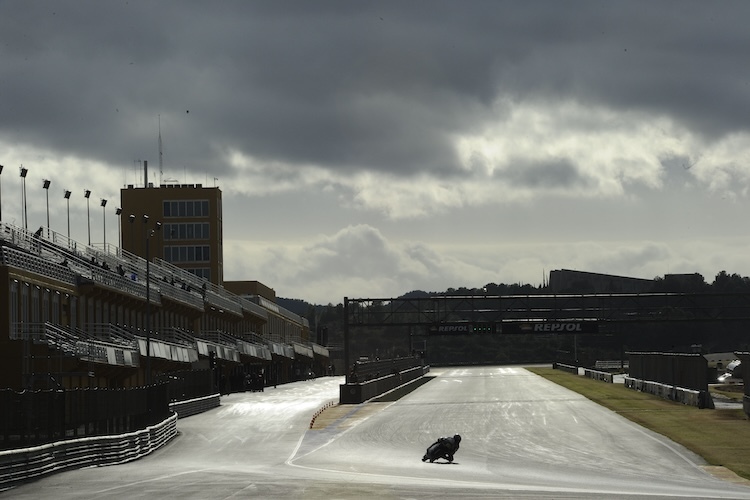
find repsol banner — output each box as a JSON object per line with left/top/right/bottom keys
{"left": 428, "top": 324, "right": 473, "bottom": 335}
{"left": 501, "top": 321, "right": 598, "bottom": 334}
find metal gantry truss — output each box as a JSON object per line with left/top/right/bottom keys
{"left": 342, "top": 292, "right": 750, "bottom": 371}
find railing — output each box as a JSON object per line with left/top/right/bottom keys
{"left": 86, "top": 323, "right": 138, "bottom": 348}
{"left": 153, "top": 257, "right": 252, "bottom": 317}
{"left": 238, "top": 296, "right": 268, "bottom": 320}
{"left": 1, "top": 222, "right": 153, "bottom": 302}
{"left": 204, "top": 289, "right": 243, "bottom": 316}
{"left": 241, "top": 331, "right": 270, "bottom": 346}
{"left": 158, "top": 326, "right": 199, "bottom": 347}
{"left": 1, "top": 246, "right": 77, "bottom": 286}
{"left": 41, "top": 323, "right": 80, "bottom": 356}
{"left": 594, "top": 360, "right": 629, "bottom": 370}
{"left": 154, "top": 275, "right": 205, "bottom": 309}
{"left": 198, "top": 330, "right": 239, "bottom": 347}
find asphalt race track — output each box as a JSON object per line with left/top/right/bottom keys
{"left": 7, "top": 366, "right": 750, "bottom": 499}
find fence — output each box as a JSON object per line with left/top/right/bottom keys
{"left": 0, "top": 413, "right": 177, "bottom": 488}
{"left": 156, "top": 368, "right": 214, "bottom": 402}
{"left": 625, "top": 352, "right": 714, "bottom": 409}
{"left": 0, "top": 384, "right": 170, "bottom": 451}
{"left": 627, "top": 352, "right": 709, "bottom": 391}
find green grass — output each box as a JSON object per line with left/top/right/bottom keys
{"left": 528, "top": 367, "right": 750, "bottom": 480}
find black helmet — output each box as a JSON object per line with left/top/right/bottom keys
{"left": 454, "top": 434, "right": 461, "bottom": 443}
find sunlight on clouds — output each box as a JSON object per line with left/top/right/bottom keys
{"left": 350, "top": 172, "right": 469, "bottom": 218}
{"left": 223, "top": 147, "right": 337, "bottom": 196}
{"left": 455, "top": 100, "right": 691, "bottom": 195}
{"left": 221, "top": 101, "right": 750, "bottom": 221}
{"left": 0, "top": 139, "right": 129, "bottom": 227}
{"left": 690, "top": 131, "right": 750, "bottom": 198}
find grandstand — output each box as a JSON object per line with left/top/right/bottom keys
{"left": 0, "top": 220, "right": 329, "bottom": 392}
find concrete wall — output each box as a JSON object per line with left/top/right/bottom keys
{"left": 340, "top": 365, "right": 429, "bottom": 404}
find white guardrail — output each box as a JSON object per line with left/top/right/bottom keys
{"left": 583, "top": 368, "right": 614, "bottom": 383}
{"left": 623, "top": 377, "right": 714, "bottom": 409}
{"left": 0, "top": 413, "right": 178, "bottom": 488}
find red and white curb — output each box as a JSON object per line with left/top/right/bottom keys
{"left": 310, "top": 401, "right": 336, "bottom": 428}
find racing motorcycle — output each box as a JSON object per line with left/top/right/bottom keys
{"left": 422, "top": 434, "right": 461, "bottom": 463}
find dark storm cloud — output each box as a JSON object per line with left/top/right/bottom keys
{"left": 2, "top": 1, "right": 750, "bottom": 180}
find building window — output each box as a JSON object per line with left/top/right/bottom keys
{"left": 164, "top": 245, "right": 210, "bottom": 263}
{"left": 163, "top": 200, "right": 210, "bottom": 218}
{"left": 184, "top": 267, "right": 211, "bottom": 281}
{"left": 163, "top": 222, "right": 210, "bottom": 240}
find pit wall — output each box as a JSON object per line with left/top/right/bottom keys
{"left": 340, "top": 365, "right": 429, "bottom": 404}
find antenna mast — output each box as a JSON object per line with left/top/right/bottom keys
{"left": 158, "top": 115, "right": 164, "bottom": 185}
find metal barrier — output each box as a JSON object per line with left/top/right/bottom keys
{"left": 594, "top": 360, "right": 629, "bottom": 370}
{"left": 0, "top": 413, "right": 177, "bottom": 488}
{"left": 623, "top": 377, "right": 714, "bottom": 409}
{"left": 552, "top": 362, "right": 578, "bottom": 374}
{"left": 583, "top": 368, "right": 614, "bottom": 383}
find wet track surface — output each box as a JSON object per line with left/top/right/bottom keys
{"left": 7, "top": 366, "right": 750, "bottom": 499}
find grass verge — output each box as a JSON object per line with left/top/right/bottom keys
{"left": 527, "top": 367, "right": 750, "bottom": 481}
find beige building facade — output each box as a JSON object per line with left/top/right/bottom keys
{"left": 120, "top": 183, "right": 223, "bottom": 286}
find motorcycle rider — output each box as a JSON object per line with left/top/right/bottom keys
{"left": 422, "top": 434, "right": 461, "bottom": 462}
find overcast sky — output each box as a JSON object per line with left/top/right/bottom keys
{"left": 2, "top": 1, "right": 750, "bottom": 304}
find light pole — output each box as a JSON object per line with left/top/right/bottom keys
{"left": 84, "top": 189, "right": 91, "bottom": 245}
{"left": 42, "top": 179, "right": 51, "bottom": 237}
{"left": 64, "top": 190, "right": 71, "bottom": 239}
{"left": 100, "top": 199, "right": 107, "bottom": 248}
{"left": 20, "top": 167, "right": 28, "bottom": 230}
{"left": 143, "top": 215, "right": 162, "bottom": 385}
{"left": 115, "top": 208, "right": 122, "bottom": 250}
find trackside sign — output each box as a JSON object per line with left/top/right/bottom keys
{"left": 533, "top": 322, "right": 585, "bottom": 332}
{"left": 502, "top": 321, "right": 598, "bottom": 334}
{"left": 429, "top": 324, "right": 472, "bottom": 334}
{"left": 428, "top": 321, "right": 598, "bottom": 335}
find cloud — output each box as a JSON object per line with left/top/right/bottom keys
{"left": 225, "top": 224, "right": 499, "bottom": 302}
{"left": 3, "top": 2, "right": 750, "bottom": 304}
